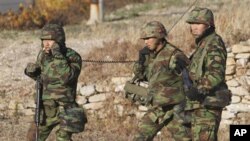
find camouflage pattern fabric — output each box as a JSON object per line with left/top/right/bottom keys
{"left": 181, "top": 7, "right": 229, "bottom": 141}
{"left": 181, "top": 108, "right": 222, "bottom": 141}
{"left": 25, "top": 23, "right": 87, "bottom": 141}
{"left": 134, "top": 42, "right": 189, "bottom": 141}
{"left": 186, "top": 7, "right": 214, "bottom": 27}
{"left": 140, "top": 21, "right": 167, "bottom": 39}
{"left": 37, "top": 100, "right": 87, "bottom": 141}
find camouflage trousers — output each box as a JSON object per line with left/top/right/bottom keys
{"left": 172, "top": 107, "right": 222, "bottom": 141}
{"left": 27, "top": 100, "right": 87, "bottom": 141}
{"left": 134, "top": 105, "right": 190, "bottom": 141}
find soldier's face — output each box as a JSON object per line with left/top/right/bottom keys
{"left": 42, "top": 39, "right": 55, "bottom": 54}
{"left": 144, "top": 37, "right": 161, "bottom": 51}
{"left": 190, "top": 23, "right": 208, "bottom": 37}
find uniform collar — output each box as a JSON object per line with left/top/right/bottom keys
{"left": 195, "top": 27, "right": 215, "bottom": 47}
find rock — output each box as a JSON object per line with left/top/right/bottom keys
{"left": 236, "top": 68, "right": 248, "bottom": 76}
{"left": 231, "top": 95, "right": 241, "bottom": 104}
{"left": 226, "top": 65, "right": 236, "bottom": 75}
{"left": 247, "top": 69, "right": 250, "bottom": 76}
{"left": 0, "top": 103, "right": 7, "bottom": 110}
{"left": 237, "top": 115, "right": 250, "bottom": 124}
{"left": 221, "top": 110, "right": 236, "bottom": 119}
{"left": 80, "top": 85, "right": 96, "bottom": 97}
{"left": 115, "top": 84, "right": 125, "bottom": 92}
{"left": 95, "top": 81, "right": 111, "bottom": 92}
{"left": 76, "top": 96, "right": 87, "bottom": 105}
{"left": 20, "top": 109, "right": 34, "bottom": 116}
{"left": 236, "top": 59, "right": 248, "bottom": 67}
{"left": 235, "top": 53, "right": 250, "bottom": 59}
{"left": 226, "top": 79, "right": 239, "bottom": 87}
{"left": 227, "top": 53, "right": 235, "bottom": 58}
{"left": 226, "top": 103, "right": 250, "bottom": 113}
{"left": 229, "top": 86, "right": 249, "bottom": 96}
{"left": 226, "top": 47, "right": 232, "bottom": 53}
{"left": 114, "top": 96, "right": 125, "bottom": 104}
{"left": 220, "top": 119, "right": 233, "bottom": 125}
{"left": 83, "top": 102, "right": 104, "bottom": 110}
{"left": 136, "top": 111, "right": 146, "bottom": 119}
{"left": 88, "top": 94, "right": 108, "bottom": 103}
{"left": 111, "top": 77, "right": 131, "bottom": 85}
{"left": 138, "top": 105, "right": 148, "bottom": 111}
{"left": 226, "top": 58, "right": 236, "bottom": 66}
{"left": 236, "top": 76, "right": 250, "bottom": 89}
{"left": 225, "top": 75, "right": 234, "bottom": 81}
{"left": 232, "top": 44, "right": 250, "bottom": 53}
{"left": 77, "top": 82, "right": 84, "bottom": 93}
{"left": 8, "top": 100, "right": 17, "bottom": 110}
{"left": 17, "top": 103, "right": 24, "bottom": 110}
{"left": 247, "top": 39, "right": 250, "bottom": 45}
{"left": 242, "top": 96, "right": 250, "bottom": 104}
{"left": 23, "top": 100, "right": 36, "bottom": 108}
{"left": 95, "top": 83, "right": 111, "bottom": 92}
{"left": 114, "top": 104, "right": 124, "bottom": 117}
{"left": 237, "top": 112, "right": 250, "bottom": 119}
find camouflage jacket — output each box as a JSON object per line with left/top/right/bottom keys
{"left": 186, "top": 30, "right": 228, "bottom": 110}
{"left": 29, "top": 47, "right": 82, "bottom": 103}
{"left": 144, "top": 42, "right": 188, "bottom": 107}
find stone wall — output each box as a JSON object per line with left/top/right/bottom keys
{"left": 222, "top": 39, "right": 250, "bottom": 124}
{"left": 3, "top": 40, "right": 250, "bottom": 126}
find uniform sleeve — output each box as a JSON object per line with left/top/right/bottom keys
{"left": 43, "top": 51, "right": 82, "bottom": 86}
{"left": 198, "top": 44, "right": 227, "bottom": 90}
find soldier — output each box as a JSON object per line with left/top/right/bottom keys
{"left": 25, "top": 23, "right": 87, "bottom": 141}
{"left": 130, "top": 21, "right": 190, "bottom": 141}
{"left": 183, "top": 7, "right": 231, "bottom": 141}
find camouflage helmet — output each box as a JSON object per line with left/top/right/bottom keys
{"left": 140, "top": 21, "right": 167, "bottom": 39}
{"left": 40, "top": 23, "right": 65, "bottom": 44}
{"left": 186, "top": 7, "right": 214, "bottom": 27}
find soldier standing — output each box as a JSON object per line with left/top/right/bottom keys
{"left": 183, "top": 7, "right": 231, "bottom": 141}
{"left": 130, "top": 21, "right": 190, "bottom": 141}
{"left": 25, "top": 23, "right": 87, "bottom": 141}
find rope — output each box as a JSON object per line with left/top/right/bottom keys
{"left": 82, "top": 59, "right": 136, "bottom": 64}
{"left": 81, "top": 0, "right": 199, "bottom": 64}
{"left": 168, "top": 0, "right": 199, "bottom": 33}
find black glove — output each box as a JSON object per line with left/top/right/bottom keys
{"left": 51, "top": 43, "right": 64, "bottom": 59}
{"left": 138, "top": 46, "right": 150, "bottom": 66}
{"left": 175, "top": 53, "right": 190, "bottom": 73}
{"left": 185, "top": 87, "right": 205, "bottom": 101}
{"left": 25, "top": 63, "right": 41, "bottom": 77}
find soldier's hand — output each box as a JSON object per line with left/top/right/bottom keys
{"left": 185, "top": 87, "right": 205, "bottom": 101}
{"left": 175, "top": 53, "right": 190, "bottom": 73}
{"left": 133, "top": 63, "right": 145, "bottom": 81}
{"left": 51, "top": 43, "right": 63, "bottom": 58}
{"left": 138, "top": 46, "right": 150, "bottom": 65}
{"left": 25, "top": 63, "right": 41, "bottom": 76}
{"left": 140, "top": 95, "right": 153, "bottom": 106}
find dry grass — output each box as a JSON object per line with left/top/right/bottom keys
{"left": 0, "top": 0, "right": 250, "bottom": 140}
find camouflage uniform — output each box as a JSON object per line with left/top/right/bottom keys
{"left": 133, "top": 21, "right": 190, "bottom": 141}
{"left": 180, "top": 7, "right": 231, "bottom": 141}
{"left": 25, "top": 23, "right": 87, "bottom": 141}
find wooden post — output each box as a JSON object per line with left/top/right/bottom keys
{"left": 87, "top": 0, "right": 99, "bottom": 25}
{"left": 87, "top": 0, "right": 104, "bottom": 25}
{"left": 99, "top": 0, "right": 104, "bottom": 22}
